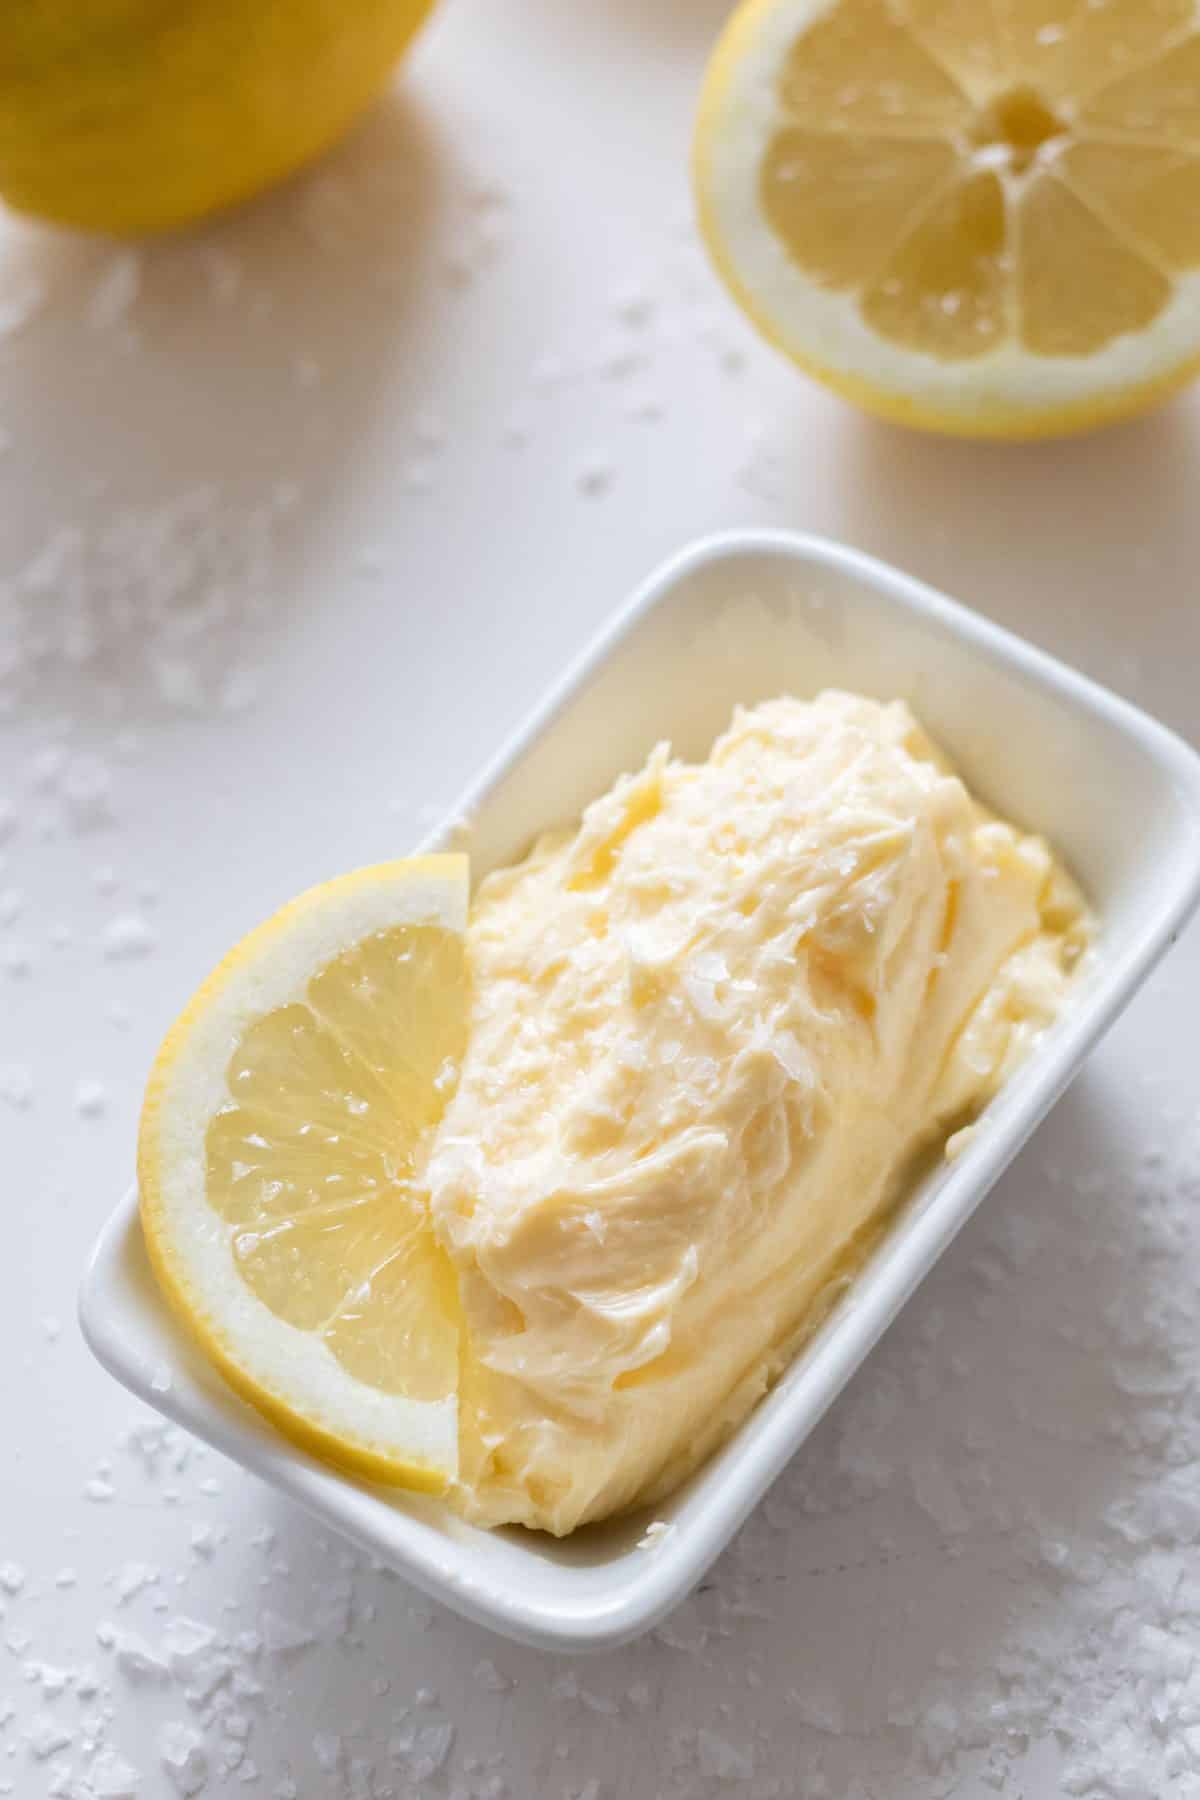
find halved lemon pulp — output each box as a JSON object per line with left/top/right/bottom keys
{"left": 696, "top": 0, "right": 1200, "bottom": 435}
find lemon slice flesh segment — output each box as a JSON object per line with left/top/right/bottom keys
{"left": 696, "top": 0, "right": 1200, "bottom": 436}
{"left": 138, "top": 857, "right": 469, "bottom": 1490}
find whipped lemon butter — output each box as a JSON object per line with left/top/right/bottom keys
{"left": 422, "top": 692, "right": 1090, "bottom": 1534}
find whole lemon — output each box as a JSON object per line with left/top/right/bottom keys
{"left": 0, "top": 0, "right": 437, "bottom": 235}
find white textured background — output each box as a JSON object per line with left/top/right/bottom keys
{"left": 4, "top": 3, "right": 1200, "bottom": 1796}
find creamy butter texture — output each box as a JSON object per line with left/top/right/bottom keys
{"left": 422, "top": 693, "right": 1090, "bottom": 1535}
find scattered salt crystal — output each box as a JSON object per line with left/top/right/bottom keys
{"left": 84, "top": 1477, "right": 115, "bottom": 1502}
{"left": 414, "top": 1686, "right": 438, "bottom": 1707}
{"left": 0, "top": 272, "right": 45, "bottom": 339}
{"left": 387, "top": 1721, "right": 454, "bottom": 1780}
{"left": 87, "top": 254, "right": 142, "bottom": 332}
{"left": 260, "top": 1614, "right": 314, "bottom": 1657}
{"left": 1, "top": 942, "right": 32, "bottom": 977}
{"left": 917, "top": 1700, "right": 962, "bottom": 1769}
{"left": 0, "top": 1563, "right": 25, "bottom": 1595}
{"left": 55, "top": 1568, "right": 77, "bottom": 1588}
{"left": 75, "top": 1080, "right": 108, "bottom": 1120}
{"left": 788, "top": 1684, "right": 845, "bottom": 1735}
{"left": 75, "top": 1665, "right": 100, "bottom": 1698}
{"left": 188, "top": 1526, "right": 215, "bottom": 1560}
{"left": 88, "top": 1747, "right": 142, "bottom": 1797}
{"left": 25, "top": 1714, "right": 74, "bottom": 1759}
{"left": 0, "top": 888, "right": 21, "bottom": 925}
{"left": 0, "top": 1066, "right": 33, "bottom": 1110}
{"left": 910, "top": 1455, "right": 969, "bottom": 1536}
{"left": 30, "top": 1662, "right": 70, "bottom": 1697}
{"left": 654, "top": 1611, "right": 708, "bottom": 1653}
{"left": 474, "top": 1659, "right": 512, "bottom": 1693}
{"left": 151, "top": 1366, "right": 173, "bottom": 1395}
{"left": 696, "top": 1730, "right": 754, "bottom": 1780}
{"left": 115, "top": 1564, "right": 158, "bottom": 1606}
{"left": 164, "top": 1618, "right": 230, "bottom": 1704}
{"left": 312, "top": 1733, "right": 343, "bottom": 1774}
{"left": 160, "top": 1722, "right": 208, "bottom": 1797}
{"left": 101, "top": 914, "right": 155, "bottom": 960}
{"left": 112, "top": 1629, "right": 169, "bottom": 1682}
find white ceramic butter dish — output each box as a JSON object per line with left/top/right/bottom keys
{"left": 80, "top": 531, "right": 1200, "bottom": 1651}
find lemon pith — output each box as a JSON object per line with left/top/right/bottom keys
{"left": 695, "top": 0, "right": 1200, "bottom": 437}
{"left": 0, "top": 0, "right": 436, "bottom": 236}
{"left": 138, "top": 857, "right": 468, "bottom": 1491}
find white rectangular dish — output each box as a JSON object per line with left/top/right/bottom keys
{"left": 80, "top": 530, "right": 1200, "bottom": 1652}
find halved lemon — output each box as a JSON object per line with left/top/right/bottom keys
{"left": 138, "top": 857, "right": 469, "bottom": 1490}
{"left": 695, "top": 0, "right": 1200, "bottom": 436}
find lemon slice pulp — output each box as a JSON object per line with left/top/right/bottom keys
{"left": 138, "top": 857, "right": 468, "bottom": 1489}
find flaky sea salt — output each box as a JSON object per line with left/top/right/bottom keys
{"left": 24, "top": 1713, "right": 73, "bottom": 1759}
{"left": 88, "top": 1748, "right": 142, "bottom": 1798}
{"left": 101, "top": 915, "right": 155, "bottom": 961}
{"left": 387, "top": 1721, "right": 454, "bottom": 1781}
{"left": 112, "top": 1629, "right": 168, "bottom": 1682}
{"left": 0, "top": 1065, "right": 33, "bottom": 1110}
{"left": 159, "top": 1723, "right": 208, "bottom": 1798}
{"left": 260, "top": 1614, "right": 313, "bottom": 1658}
{"left": 75, "top": 1080, "right": 108, "bottom": 1120}
{"left": 473, "top": 1660, "right": 512, "bottom": 1693}
{"left": 87, "top": 254, "right": 141, "bottom": 332}
{"left": 696, "top": 1730, "right": 754, "bottom": 1781}
{"left": 115, "top": 1564, "right": 158, "bottom": 1606}
{"left": 312, "top": 1733, "right": 343, "bottom": 1774}
{"left": 637, "top": 1520, "right": 672, "bottom": 1551}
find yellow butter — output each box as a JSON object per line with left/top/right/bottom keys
{"left": 421, "top": 693, "right": 1090, "bottom": 1534}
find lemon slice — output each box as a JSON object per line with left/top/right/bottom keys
{"left": 695, "top": 0, "right": 1200, "bottom": 436}
{"left": 138, "top": 857, "right": 469, "bottom": 1490}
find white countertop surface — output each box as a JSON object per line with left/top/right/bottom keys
{"left": 5, "top": 3, "right": 1200, "bottom": 1796}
